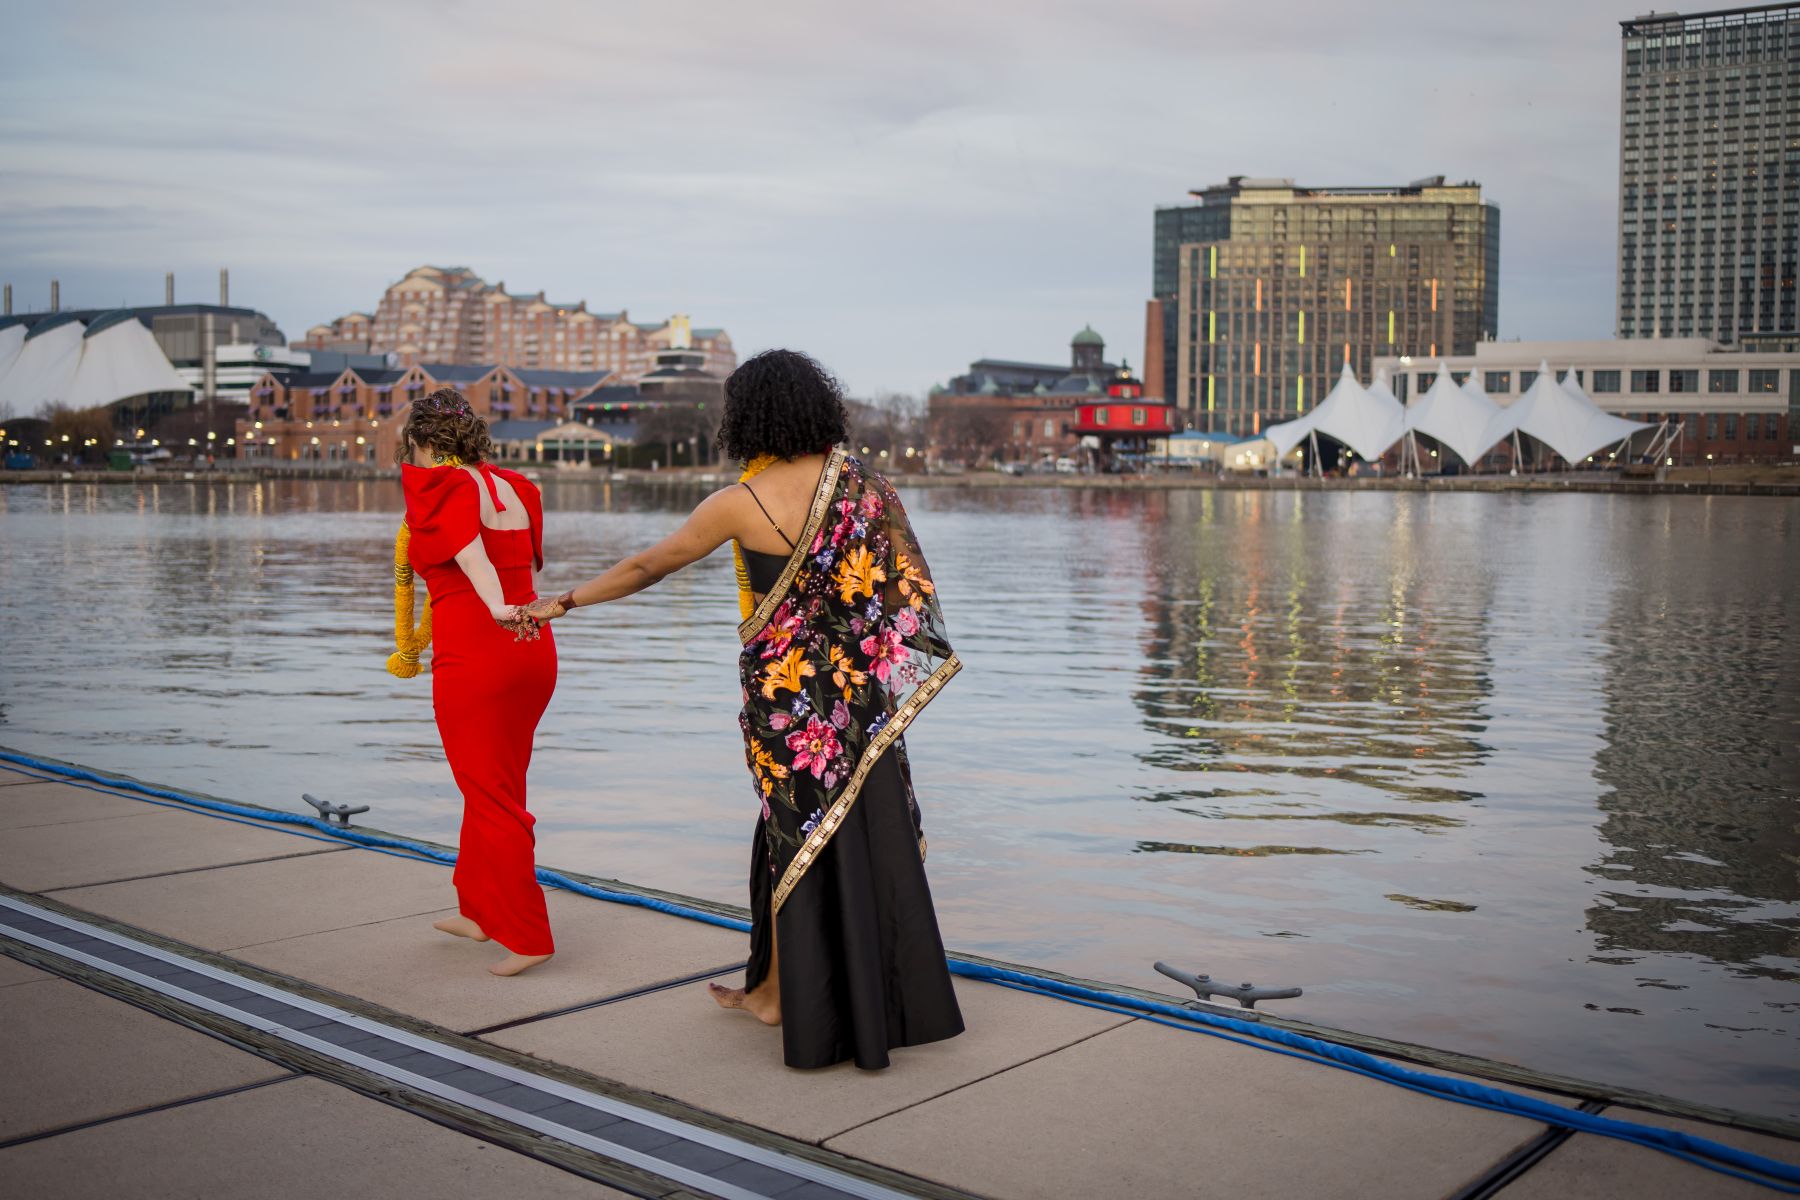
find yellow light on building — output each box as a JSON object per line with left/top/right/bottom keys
{"left": 1297, "top": 312, "right": 1306, "bottom": 344}
{"left": 1208, "top": 311, "right": 1216, "bottom": 343}
{"left": 1206, "top": 375, "right": 1215, "bottom": 413}
{"left": 1208, "top": 246, "right": 1217, "bottom": 279}
{"left": 1297, "top": 376, "right": 1306, "bottom": 411}
{"left": 1387, "top": 311, "right": 1395, "bottom": 345}
{"left": 1299, "top": 245, "right": 1307, "bottom": 277}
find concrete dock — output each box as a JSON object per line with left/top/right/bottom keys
{"left": 1, "top": 756, "right": 1795, "bottom": 1199}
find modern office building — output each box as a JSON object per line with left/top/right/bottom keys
{"left": 298, "top": 266, "right": 736, "bottom": 382}
{"left": 1373, "top": 338, "right": 1798, "bottom": 464}
{"left": 1617, "top": 5, "right": 1799, "bottom": 343}
{"left": 1158, "top": 176, "right": 1499, "bottom": 437}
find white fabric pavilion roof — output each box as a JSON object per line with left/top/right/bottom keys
{"left": 0, "top": 324, "right": 25, "bottom": 383}
{"left": 0, "top": 319, "right": 88, "bottom": 411}
{"left": 1499, "top": 360, "right": 1653, "bottom": 465}
{"left": 0, "top": 314, "right": 192, "bottom": 412}
{"left": 1405, "top": 363, "right": 1503, "bottom": 467}
{"left": 1312, "top": 364, "right": 1405, "bottom": 461}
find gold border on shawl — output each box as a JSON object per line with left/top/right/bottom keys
{"left": 771, "top": 650, "right": 962, "bottom": 914}
{"left": 738, "top": 449, "right": 846, "bottom": 645}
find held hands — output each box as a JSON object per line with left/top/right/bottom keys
{"left": 524, "top": 595, "right": 570, "bottom": 626}
{"left": 490, "top": 603, "right": 543, "bottom": 642}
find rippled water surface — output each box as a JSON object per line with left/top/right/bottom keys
{"left": 2, "top": 478, "right": 1796, "bottom": 1118}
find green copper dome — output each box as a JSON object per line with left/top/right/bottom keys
{"left": 1071, "top": 325, "right": 1104, "bottom": 347}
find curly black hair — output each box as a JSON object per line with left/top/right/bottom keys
{"left": 716, "top": 349, "right": 848, "bottom": 463}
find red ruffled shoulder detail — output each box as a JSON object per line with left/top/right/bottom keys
{"left": 489, "top": 466, "right": 544, "bottom": 569}
{"left": 401, "top": 463, "right": 480, "bottom": 566}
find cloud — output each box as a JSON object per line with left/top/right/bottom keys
{"left": 0, "top": 0, "right": 1624, "bottom": 392}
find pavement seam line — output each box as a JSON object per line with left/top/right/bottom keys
{"left": 35, "top": 845, "right": 352, "bottom": 892}
{"left": 465, "top": 961, "right": 746, "bottom": 1037}
{"left": 820, "top": 1014, "right": 1141, "bottom": 1144}
{"left": 0, "top": 1075, "right": 300, "bottom": 1151}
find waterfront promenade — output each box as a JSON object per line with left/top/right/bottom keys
{"left": 5, "top": 463, "right": 1799, "bottom": 496}
{"left": 2, "top": 754, "right": 1796, "bottom": 1199}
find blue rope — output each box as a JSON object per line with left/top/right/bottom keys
{"left": 2, "top": 749, "right": 1795, "bottom": 1191}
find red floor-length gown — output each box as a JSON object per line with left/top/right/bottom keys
{"left": 403, "top": 462, "right": 558, "bottom": 956}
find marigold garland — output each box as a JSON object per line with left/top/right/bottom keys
{"left": 387, "top": 456, "right": 463, "bottom": 678}
{"left": 733, "top": 453, "right": 781, "bottom": 619}
{"left": 387, "top": 522, "right": 433, "bottom": 678}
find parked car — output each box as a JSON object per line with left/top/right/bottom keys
{"left": 1054, "top": 457, "right": 1078, "bottom": 474}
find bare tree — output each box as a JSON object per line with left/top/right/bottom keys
{"left": 846, "top": 391, "right": 926, "bottom": 467}
{"left": 927, "top": 402, "right": 1009, "bottom": 467}
{"left": 41, "top": 403, "right": 116, "bottom": 464}
{"left": 632, "top": 400, "right": 719, "bottom": 467}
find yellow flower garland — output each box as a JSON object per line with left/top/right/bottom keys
{"left": 733, "top": 454, "right": 781, "bottom": 619}
{"left": 387, "top": 455, "right": 462, "bottom": 678}
{"left": 387, "top": 522, "right": 433, "bottom": 678}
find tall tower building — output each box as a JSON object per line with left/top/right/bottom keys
{"left": 1162, "top": 177, "right": 1499, "bottom": 436}
{"left": 1617, "top": 5, "right": 1799, "bottom": 343}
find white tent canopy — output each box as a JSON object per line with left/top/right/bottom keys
{"left": 0, "top": 313, "right": 192, "bottom": 413}
{"left": 1405, "top": 363, "right": 1503, "bottom": 467}
{"left": 0, "top": 324, "right": 25, "bottom": 385}
{"left": 67, "top": 314, "right": 192, "bottom": 409}
{"left": 0, "top": 318, "right": 88, "bottom": 412}
{"left": 1500, "top": 360, "right": 1653, "bottom": 465}
{"left": 1311, "top": 363, "right": 1405, "bottom": 461}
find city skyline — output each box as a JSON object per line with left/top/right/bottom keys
{"left": 4, "top": 0, "right": 1623, "bottom": 397}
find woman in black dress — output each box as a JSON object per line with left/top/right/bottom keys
{"left": 527, "top": 349, "right": 964, "bottom": 1070}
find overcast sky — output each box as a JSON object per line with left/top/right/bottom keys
{"left": 1, "top": 0, "right": 1626, "bottom": 396}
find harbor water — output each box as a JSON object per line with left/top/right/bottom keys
{"left": 0, "top": 477, "right": 1795, "bottom": 1118}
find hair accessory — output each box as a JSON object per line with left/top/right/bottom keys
{"left": 420, "top": 390, "right": 474, "bottom": 417}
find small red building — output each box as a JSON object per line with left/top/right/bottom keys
{"left": 1068, "top": 374, "right": 1175, "bottom": 469}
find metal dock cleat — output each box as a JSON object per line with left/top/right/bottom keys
{"left": 301, "top": 793, "right": 370, "bottom": 827}
{"left": 1155, "top": 961, "right": 1302, "bottom": 1020}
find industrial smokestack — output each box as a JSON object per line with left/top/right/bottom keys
{"left": 50, "top": 280, "right": 59, "bottom": 312}
{"left": 219, "top": 268, "right": 229, "bottom": 307}
{"left": 166, "top": 272, "right": 174, "bottom": 306}
{"left": 3, "top": 284, "right": 10, "bottom": 316}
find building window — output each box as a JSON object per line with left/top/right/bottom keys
{"left": 1592, "top": 370, "right": 1622, "bottom": 393}
{"left": 1765, "top": 413, "right": 1780, "bottom": 440}
{"left": 1669, "top": 369, "right": 1699, "bottom": 393}
{"left": 1095, "top": 409, "right": 1109, "bottom": 426}
{"left": 1708, "top": 369, "right": 1740, "bottom": 392}
{"left": 1723, "top": 414, "right": 1737, "bottom": 439}
{"left": 1706, "top": 414, "right": 1720, "bottom": 439}
{"left": 1520, "top": 370, "right": 1539, "bottom": 391}
{"left": 1631, "top": 369, "right": 1662, "bottom": 393}
{"left": 1132, "top": 408, "right": 1147, "bottom": 426}
{"left": 1485, "top": 370, "right": 1511, "bottom": 393}
{"left": 1749, "top": 369, "right": 1780, "bottom": 392}
{"left": 1043, "top": 419, "right": 1055, "bottom": 438}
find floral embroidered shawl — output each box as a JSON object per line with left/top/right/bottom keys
{"left": 738, "top": 450, "right": 960, "bottom": 913}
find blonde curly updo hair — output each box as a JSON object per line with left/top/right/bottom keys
{"left": 396, "top": 387, "right": 494, "bottom": 466}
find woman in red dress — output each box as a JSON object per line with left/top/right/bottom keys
{"left": 397, "top": 389, "right": 558, "bottom": 977}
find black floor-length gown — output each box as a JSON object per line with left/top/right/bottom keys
{"left": 740, "top": 544, "right": 964, "bottom": 1070}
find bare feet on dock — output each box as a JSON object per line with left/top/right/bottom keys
{"left": 708, "top": 981, "right": 781, "bottom": 1025}
{"left": 433, "top": 916, "right": 490, "bottom": 942}
{"left": 489, "top": 953, "right": 553, "bottom": 977}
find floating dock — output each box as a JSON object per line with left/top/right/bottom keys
{"left": 1, "top": 753, "right": 1795, "bottom": 1199}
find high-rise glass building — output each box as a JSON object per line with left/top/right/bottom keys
{"left": 1617, "top": 5, "right": 1799, "bottom": 343}
{"left": 1157, "top": 177, "right": 1499, "bottom": 436}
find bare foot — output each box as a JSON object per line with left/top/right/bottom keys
{"left": 433, "top": 916, "right": 489, "bottom": 942}
{"left": 489, "top": 952, "right": 553, "bottom": 977}
{"left": 708, "top": 981, "right": 781, "bottom": 1025}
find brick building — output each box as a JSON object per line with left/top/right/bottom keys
{"left": 929, "top": 327, "right": 1143, "bottom": 466}
{"left": 236, "top": 361, "right": 612, "bottom": 464}
{"left": 296, "top": 266, "right": 735, "bottom": 383}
